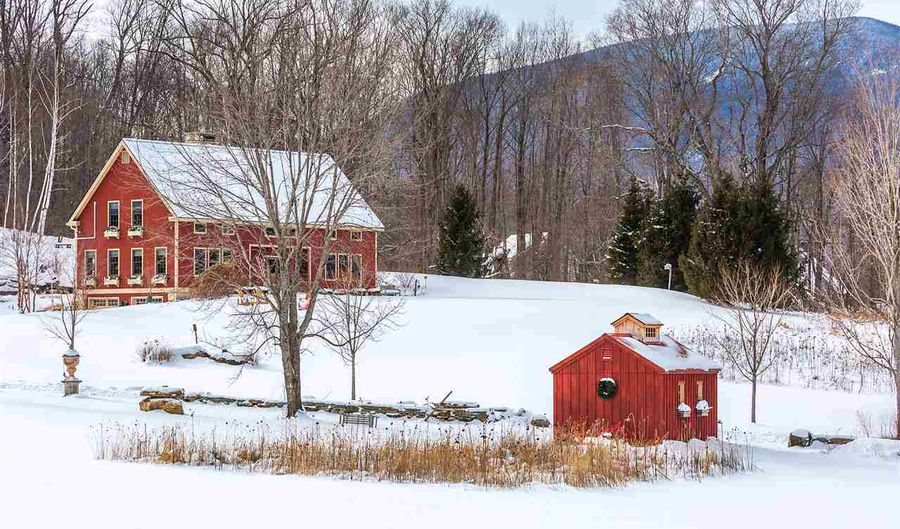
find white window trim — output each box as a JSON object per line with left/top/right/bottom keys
{"left": 325, "top": 253, "right": 337, "bottom": 280}
{"left": 107, "top": 200, "right": 120, "bottom": 228}
{"left": 327, "top": 229, "right": 338, "bottom": 241}
{"left": 193, "top": 222, "right": 207, "bottom": 234}
{"left": 131, "top": 248, "right": 144, "bottom": 277}
{"left": 130, "top": 199, "right": 143, "bottom": 226}
{"left": 221, "top": 225, "right": 236, "bottom": 236}
{"left": 84, "top": 250, "right": 97, "bottom": 277}
{"left": 154, "top": 247, "right": 167, "bottom": 276}
{"left": 89, "top": 297, "right": 120, "bottom": 308}
{"left": 131, "top": 296, "right": 164, "bottom": 305}
{"left": 349, "top": 230, "right": 363, "bottom": 241}
{"left": 107, "top": 249, "right": 120, "bottom": 278}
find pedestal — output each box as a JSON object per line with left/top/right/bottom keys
{"left": 63, "top": 378, "right": 81, "bottom": 396}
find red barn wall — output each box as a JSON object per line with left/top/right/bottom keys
{"left": 552, "top": 334, "right": 719, "bottom": 440}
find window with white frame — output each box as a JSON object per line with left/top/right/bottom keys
{"left": 350, "top": 230, "right": 363, "bottom": 242}
{"left": 131, "top": 248, "right": 143, "bottom": 277}
{"left": 131, "top": 200, "right": 143, "bottom": 227}
{"left": 644, "top": 326, "right": 658, "bottom": 339}
{"left": 193, "top": 223, "right": 207, "bottom": 234}
{"left": 132, "top": 296, "right": 164, "bottom": 305}
{"left": 264, "top": 227, "right": 276, "bottom": 237}
{"left": 222, "top": 248, "right": 234, "bottom": 262}
{"left": 327, "top": 229, "right": 338, "bottom": 241}
{"left": 209, "top": 248, "right": 221, "bottom": 268}
{"left": 221, "top": 225, "right": 235, "bottom": 236}
{"left": 89, "top": 297, "right": 120, "bottom": 308}
{"left": 107, "top": 249, "right": 120, "bottom": 277}
{"left": 108, "top": 201, "right": 120, "bottom": 228}
{"left": 84, "top": 250, "right": 96, "bottom": 278}
{"left": 194, "top": 248, "right": 207, "bottom": 275}
{"left": 325, "top": 253, "right": 336, "bottom": 280}
{"left": 351, "top": 255, "right": 362, "bottom": 280}
{"left": 154, "top": 248, "right": 167, "bottom": 276}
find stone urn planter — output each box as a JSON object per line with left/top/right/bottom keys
{"left": 62, "top": 349, "right": 81, "bottom": 396}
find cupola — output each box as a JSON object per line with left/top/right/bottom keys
{"left": 610, "top": 313, "right": 663, "bottom": 344}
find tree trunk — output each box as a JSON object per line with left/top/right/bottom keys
{"left": 280, "top": 297, "right": 303, "bottom": 417}
{"left": 751, "top": 376, "right": 758, "bottom": 424}
{"left": 893, "top": 322, "right": 900, "bottom": 439}
{"left": 351, "top": 356, "right": 357, "bottom": 401}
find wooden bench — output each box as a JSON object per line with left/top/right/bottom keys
{"left": 340, "top": 413, "right": 377, "bottom": 428}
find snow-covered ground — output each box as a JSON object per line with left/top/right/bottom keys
{"left": 1, "top": 274, "right": 898, "bottom": 528}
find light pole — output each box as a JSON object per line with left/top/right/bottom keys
{"left": 664, "top": 263, "right": 673, "bottom": 290}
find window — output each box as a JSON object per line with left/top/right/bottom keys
{"left": 696, "top": 380, "right": 704, "bottom": 400}
{"left": 84, "top": 250, "right": 96, "bottom": 278}
{"left": 600, "top": 347, "right": 613, "bottom": 361}
{"left": 644, "top": 326, "right": 658, "bottom": 339}
{"left": 131, "top": 200, "right": 143, "bottom": 227}
{"left": 265, "top": 227, "right": 276, "bottom": 237}
{"left": 222, "top": 225, "right": 235, "bottom": 236}
{"left": 327, "top": 229, "right": 338, "bottom": 241}
{"left": 209, "top": 248, "right": 221, "bottom": 268}
{"left": 350, "top": 230, "right": 363, "bottom": 242}
{"left": 155, "top": 248, "right": 167, "bottom": 276}
{"left": 193, "top": 223, "right": 207, "bottom": 234}
{"left": 325, "top": 254, "right": 336, "bottom": 280}
{"left": 351, "top": 255, "right": 361, "bottom": 280}
{"left": 338, "top": 254, "right": 350, "bottom": 279}
{"left": 222, "top": 248, "right": 234, "bottom": 262}
{"left": 131, "top": 248, "right": 143, "bottom": 277}
{"left": 194, "top": 248, "right": 207, "bottom": 275}
{"left": 120, "top": 150, "right": 131, "bottom": 164}
{"left": 89, "top": 297, "right": 120, "bottom": 308}
{"left": 265, "top": 256, "right": 282, "bottom": 274}
{"left": 299, "top": 248, "right": 310, "bottom": 281}
{"left": 108, "top": 249, "right": 120, "bottom": 278}
{"left": 108, "top": 201, "right": 120, "bottom": 228}
{"left": 677, "top": 381, "right": 685, "bottom": 403}
{"left": 132, "top": 296, "right": 164, "bottom": 305}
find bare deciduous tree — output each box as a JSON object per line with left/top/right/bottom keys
{"left": 310, "top": 274, "right": 404, "bottom": 400}
{"left": 713, "top": 263, "right": 793, "bottom": 423}
{"left": 826, "top": 74, "right": 900, "bottom": 438}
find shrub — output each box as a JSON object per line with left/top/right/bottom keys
{"left": 190, "top": 261, "right": 241, "bottom": 299}
{"left": 136, "top": 339, "right": 174, "bottom": 363}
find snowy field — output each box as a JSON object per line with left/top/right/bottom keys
{"left": 1, "top": 274, "right": 899, "bottom": 528}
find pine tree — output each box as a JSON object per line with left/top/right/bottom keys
{"left": 681, "top": 174, "right": 742, "bottom": 298}
{"left": 638, "top": 177, "right": 698, "bottom": 290}
{"left": 437, "top": 185, "right": 486, "bottom": 277}
{"left": 736, "top": 178, "right": 798, "bottom": 282}
{"left": 607, "top": 176, "right": 651, "bottom": 285}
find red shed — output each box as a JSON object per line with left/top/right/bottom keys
{"left": 549, "top": 313, "right": 721, "bottom": 441}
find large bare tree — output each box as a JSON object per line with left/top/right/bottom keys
{"left": 827, "top": 75, "right": 900, "bottom": 438}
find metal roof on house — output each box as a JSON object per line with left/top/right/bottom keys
{"left": 122, "top": 138, "right": 383, "bottom": 229}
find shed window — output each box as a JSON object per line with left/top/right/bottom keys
{"left": 600, "top": 347, "right": 613, "bottom": 361}
{"left": 120, "top": 151, "right": 131, "bottom": 164}
{"left": 696, "top": 380, "right": 704, "bottom": 400}
{"left": 644, "top": 326, "right": 658, "bottom": 339}
{"left": 677, "top": 381, "right": 685, "bottom": 403}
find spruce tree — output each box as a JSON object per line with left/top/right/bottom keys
{"left": 681, "top": 174, "right": 742, "bottom": 298}
{"left": 437, "top": 185, "right": 486, "bottom": 277}
{"left": 737, "top": 178, "right": 798, "bottom": 282}
{"left": 607, "top": 176, "right": 651, "bottom": 285}
{"left": 638, "top": 177, "right": 698, "bottom": 290}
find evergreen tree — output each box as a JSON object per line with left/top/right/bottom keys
{"left": 736, "top": 179, "right": 798, "bottom": 282}
{"left": 607, "top": 176, "right": 651, "bottom": 285}
{"left": 681, "top": 174, "right": 742, "bottom": 298}
{"left": 638, "top": 177, "right": 698, "bottom": 290}
{"left": 437, "top": 185, "right": 486, "bottom": 277}
{"left": 683, "top": 175, "right": 798, "bottom": 298}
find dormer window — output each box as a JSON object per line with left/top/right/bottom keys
{"left": 644, "top": 326, "right": 658, "bottom": 339}
{"left": 610, "top": 313, "right": 663, "bottom": 344}
{"left": 120, "top": 150, "right": 131, "bottom": 164}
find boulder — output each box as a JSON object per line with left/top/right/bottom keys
{"left": 789, "top": 429, "right": 813, "bottom": 447}
{"left": 140, "top": 386, "right": 185, "bottom": 399}
{"left": 139, "top": 397, "right": 184, "bottom": 415}
{"left": 530, "top": 416, "right": 551, "bottom": 428}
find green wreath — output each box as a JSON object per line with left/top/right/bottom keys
{"left": 597, "top": 377, "right": 617, "bottom": 399}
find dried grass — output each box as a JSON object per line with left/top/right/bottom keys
{"left": 135, "top": 339, "right": 174, "bottom": 363}
{"left": 93, "top": 420, "right": 752, "bottom": 488}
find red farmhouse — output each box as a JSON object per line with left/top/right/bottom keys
{"left": 550, "top": 313, "right": 722, "bottom": 440}
{"left": 67, "top": 138, "right": 383, "bottom": 307}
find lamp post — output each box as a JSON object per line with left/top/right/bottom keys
{"left": 664, "top": 263, "right": 673, "bottom": 290}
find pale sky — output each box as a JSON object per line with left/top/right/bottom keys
{"left": 458, "top": 0, "right": 900, "bottom": 39}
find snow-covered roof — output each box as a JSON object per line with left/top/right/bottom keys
{"left": 615, "top": 334, "right": 720, "bottom": 372}
{"left": 122, "top": 138, "right": 383, "bottom": 230}
{"left": 0, "top": 228, "right": 74, "bottom": 293}
{"left": 615, "top": 312, "right": 662, "bottom": 326}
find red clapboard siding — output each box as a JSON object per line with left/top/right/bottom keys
{"left": 550, "top": 333, "right": 720, "bottom": 441}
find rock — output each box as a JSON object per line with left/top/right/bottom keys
{"left": 139, "top": 397, "right": 184, "bottom": 415}
{"left": 530, "top": 416, "right": 551, "bottom": 428}
{"left": 140, "top": 386, "right": 185, "bottom": 399}
{"left": 789, "top": 429, "right": 813, "bottom": 447}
